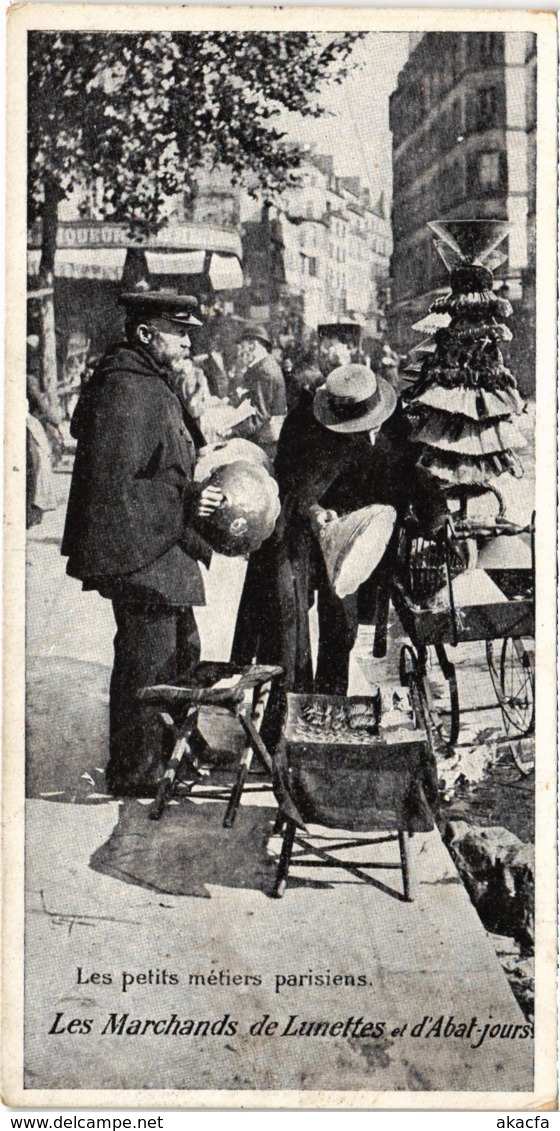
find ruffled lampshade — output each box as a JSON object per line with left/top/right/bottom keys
{"left": 403, "top": 217, "right": 526, "bottom": 503}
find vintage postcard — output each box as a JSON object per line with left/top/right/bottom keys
{"left": 3, "top": 4, "right": 557, "bottom": 1110}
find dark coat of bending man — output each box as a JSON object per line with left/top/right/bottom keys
{"left": 61, "top": 292, "right": 223, "bottom": 797}
{"left": 231, "top": 363, "right": 448, "bottom": 699}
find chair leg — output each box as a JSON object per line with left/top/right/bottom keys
{"left": 223, "top": 681, "right": 273, "bottom": 828}
{"left": 149, "top": 715, "right": 196, "bottom": 822}
{"left": 238, "top": 714, "right": 273, "bottom": 774}
{"left": 272, "top": 819, "right": 296, "bottom": 899}
{"left": 249, "top": 679, "right": 273, "bottom": 771}
{"left": 223, "top": 760, "right": 250, "bottom": 828}
{"left": 272, "top": 808, "right": 286, "bottom": 836}
{"left": 398, "top": 830, "right": 417, "bottom": 902}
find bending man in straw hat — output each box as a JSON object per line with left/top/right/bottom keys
{"left": 231, "top": 363, "right": 448, "bottom": 698}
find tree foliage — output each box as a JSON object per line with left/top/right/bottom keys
{"left": 28, "top": 30, "right": 364, "bottom": 237}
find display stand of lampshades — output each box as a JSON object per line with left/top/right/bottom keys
{"left": 400, "top": 219, "right": 531, "bottom": 601}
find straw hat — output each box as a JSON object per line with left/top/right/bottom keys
{"left": 313, "top": 363, "right": 397, "bottom": 434}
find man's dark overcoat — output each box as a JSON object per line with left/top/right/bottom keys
{"left": 62, "top": 341, "right": 212, "bottom": 796}
{"left": 62, "top": 342, "right": 210, "bottom": 603}
{"left": 231, "top": 398, "right": 447, "bottom": 694}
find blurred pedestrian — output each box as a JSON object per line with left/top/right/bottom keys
{"left": 284, "top": 343, "right": 323, "bottom": 412}
{"left": 26, "top": 334, "right": 61, "bottom": 526}
{"left": 380, "top": 341, "right": 400, "bottom": 385}
{"left": 236, "top": 324, "right": 287, "bottom": 459}
{"left": 26, "top": 410, "right": 58, "bottom": 528}
{"left": 317, "top": 322, "right": 361, "bottom": 377}
{"left": 26, "top": 334, "right": 65, "bottom": 462}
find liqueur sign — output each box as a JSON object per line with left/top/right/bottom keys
{"left": 57, "top": 224, "right": 128, "bottom": 247}
{"left": 29, "top": 221, "right": 243, "bottom": 257}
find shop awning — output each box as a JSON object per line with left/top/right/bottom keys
{"left": 27, "top": 248, "right": 127, "bottom": 281}
{"left": 146, "top": 249, "right": 243, "bottom": 291}
{"left": 208, "top": 255, "right": 243, "bottom": 291}
{"left": 145, "top": 250, "right": 206, "bottom": 276}
{"left": 27, "top": 245, "right": 243, "bottom": 290}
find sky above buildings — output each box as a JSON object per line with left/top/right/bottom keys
{"left": 278, "top": 33, "right": 410, "bottom": 204}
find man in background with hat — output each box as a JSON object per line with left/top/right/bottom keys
{"left": 62, "top": 291, "right": 223, "bottom": 796}
{"left": 317, "top": 320, "right": 362, "bottom": 378}
{"left": 236, "top": 323, "right": 287, "bottom": 459}
{"left": 232, "top": 362, "right": 448, "bottom": 698}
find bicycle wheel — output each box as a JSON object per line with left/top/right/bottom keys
{"left": 426, "top": 643, "right": 460, "bottom": 748}
{"left": 399, "top": 644, "right": 436, "bottom": 756}
{"left": 486, "top": 637, "right": 535, "bottom": 737}
{"left": 399, "top": 644, "right": 418, "bottom": 688}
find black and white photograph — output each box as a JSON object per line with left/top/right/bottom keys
{"left": 3, "top": 5, "right": 557, "bottom": 1108}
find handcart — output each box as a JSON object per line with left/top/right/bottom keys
{"left": 391, "top": 513, "right": 535, "bottom": 751}
{"left": 270, "top": 686, "right": 436, "bottom": 901}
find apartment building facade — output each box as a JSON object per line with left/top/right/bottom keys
{"left": 389, "top": 31, "right": 537, "bottom": 392}
{"left": 239, "top": 154, "right": 392, "bottom": 340}
{"left": 28, "top": 155, "right": 392, "bottom": 382}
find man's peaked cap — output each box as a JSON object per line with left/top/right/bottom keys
{"left": 119, "top": 290, "right": 203, "bottom": 326}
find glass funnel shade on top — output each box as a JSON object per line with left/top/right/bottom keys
{"left": 432, "top": 240, "right": 465, "bottom": 273}
{"left": 481, "top": 249, "right": 509, "bottom": 273}
{"left": 432, "top": 241, "right": 509, "bottom": 275}
{"left": 428, "top": 220, "right": 510, "bottom": 267}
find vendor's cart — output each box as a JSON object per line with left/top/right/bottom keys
{"left": 391, "top": 514, "right": 535, "bottom": 750}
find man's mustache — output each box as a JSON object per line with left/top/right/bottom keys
{"left": 169, "top": 355, "right": 195, "bottom": 376}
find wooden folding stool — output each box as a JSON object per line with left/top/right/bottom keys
{"left": 137, "top": 662, "right": 282, "bottom": 826}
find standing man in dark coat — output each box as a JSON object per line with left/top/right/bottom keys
{"left": 237, "top": 324, "right": 287, "bottom": 459}
{"left": 61, "top": 292, "right": 223, "bottom": 796}
{"left": 231, "top": 363, "right": 448, "bottom": 697}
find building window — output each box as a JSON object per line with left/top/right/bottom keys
{"left": 526, "top": 65, "right": 537, "bottom": 130}
{"left": 467, "top": 150, "right": 505, "bottom": 194}
{"left": 450, "top": 34, "right": 463, "bottom": 82}
{"left": 478, "top": 152, "right": 501, "bottom": 189}
{"left": 443, "top": 158, "right": 465, "bottom": 206}
{"left": 466, "top": 85, "right": 503, "bottom": 135}
{"left": 480, "top": 32, "right": 499, "bottom": 63}
{"left": 525, "top": 33, "right": 537, "bottom": 63}
{"left": 308, "top": 257, "right": 317, "bottom": 278}
{"left": 467, "top": 32, "right": 501, "bottom": 66}
{"left": 477, "top": 86, "right": 498, "bottom": 129}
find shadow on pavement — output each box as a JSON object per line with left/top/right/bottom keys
{"left": 91, "top": 798, "right": 283, "bottom": 897}
{"left": 90, "top": 794, "right": 413, "bottom": 901}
